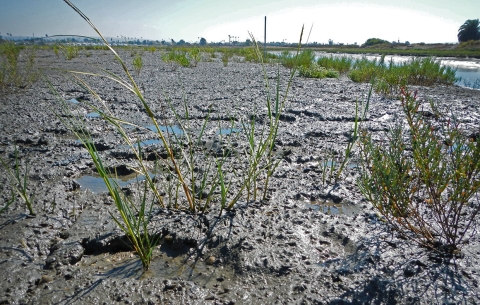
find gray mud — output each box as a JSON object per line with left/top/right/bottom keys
{"left": 1, "top": 50, "right": 480, "bottom": 304}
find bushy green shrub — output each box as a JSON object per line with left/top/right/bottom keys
{"left": 349, "top": 57, "right": 384, "bottom": 83}
{"left": 279, "top": 50, "right": 296, "bottom": 70}
{"left": 280, "top": 49, "right": 315, "bottom": 70}
{"left": 317, "top": 55, "right": 353, "bottom": 74}
{"left": 297, "top": 49, "right": 315, "bottom": 68}
{"left": 359, "top": 89, "right": 480, "bottom": 253}
{"left": 298, "top": 64, "right": 339, "bottom": 79}
{"left": 161, "top": 48, "right": 191, "bottom": 69}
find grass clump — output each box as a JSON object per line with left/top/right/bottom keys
{"left": 53, "top": 45, "right": 60, "bottom": 57}
{"left": 161, "top": 48, "right": 191, "bottom": 69}
{"left": 132, "top": 53, "right": 143, "bottom": 75}
{"left": 358, "top": 88, "right": 480, "bottom": 254}
{"left": 298, "top": 64, "right": 339, "bottom": 79}
{"left": 61, "top": 0, "right": 305, "bottom": 270}
{"left": 349, "top": 56, "right": 459, "bottom": 96}
{"left": 0, "top": 148, "right": 35, "bottom": 216}
{"left": 237, "top": 47, "right": 260, "bottom": 63}
{"left": 221, "top": 49, "right": 233, "bottom": 67}
{"left": 0, "top": 42, "right": 37, "bottom": 90}
{"left": 280, "top": 49, "right": 315, "bottom": 71}
{"left": 64, "top": 45, "right": 79, "bottom": 60}
{"left": 188, "top": 47, "right": 201, "bottom": 67}
{"left": 348, "top": 56, "right": 384, "bottom": 83}
{"left": 317, "top": 55, "right": 353, "bottom": 74}
{"left": 148, "top": 46, "right": 156, "bottom": 53}
{"left": 279, "top": 50, "right": 296, "bottom": 70}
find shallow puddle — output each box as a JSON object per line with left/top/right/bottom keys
{"left": 76, "top": 172, "right": 153, "bottom": 193}
{"left": 447, "top": 143, "right": 469, "bottom": 153}
{"left": 86, "top": 112, "right": 101, "bottom": 118}
{"left": 217, "top": 127, "right": 242, "bottom": 135}
{"left": 68, "top": 98, "right": 80, "bottom": 104}
{"left": 320, "top": 160, "right": 358, "bottom": 169}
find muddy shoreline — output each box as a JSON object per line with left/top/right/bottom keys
{"left": 1, "top": 50, "right": 480, "bottom": 304}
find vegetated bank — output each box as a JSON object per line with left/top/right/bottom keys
{"left": 267, "top": 40, "right": 480, "bottom": 58}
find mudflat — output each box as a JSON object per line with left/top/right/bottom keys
{"left": 1, "top": 49, "right": 479, "bottom": 304}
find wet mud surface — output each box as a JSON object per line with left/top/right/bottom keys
{"left": 1, "top": 50, "right": 480, "bottom": 304}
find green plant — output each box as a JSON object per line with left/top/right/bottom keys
{"left": 161, "top": 48, "right": 190, "bottom": 69}
{"left": 132, "top": 53, "right": 143, "bottom": 76}
{"left": 64, "top": 45, "right": 79, "bottom": 60}
{"left": 148, "top": 46, "right": 156, "bottom": 53}
{"left": 0, "top": 42, "right": 22, "bottom": 89}
{"left": 0, "top": 148, "right": 35, "bottom": 216}
{"left": 60, "top": 0, "right": 304, "bottom": 269}
{"left": 59, "top": 0, "right": 164, "bottom": 270}
{"left": 244, "top": 30, "right": 305, "bottom": 202}
{"left": 53, "top": 45, "right": 60, "bottom": 57}
{"left": 349, "top": 56, "right": 385, "bottom": 83}
{"left": 297, "top": 49, "right": 315, "bottom": 68}
{"left": 317, "top": 55, "right": 353, "bottom": 74}
{"left": 358, "top": 88, "right": 480, "bottom": 253}
{"left": 279, "top": 50, "right": 296, "bottom": 70}
{"left": 221, "top": 49, "right": 233, "bottom": 67}
{"left": 348, "top": 56, "right": 458, "bottom": 96}
{"left": 83, "top": 47, "right": 92, "bottom": 57}
{"left": 320, "top": 85, "right": 372, "bottom": 185}
{"left": 298, "top": 64, "right": 339, "bottom": 79}
{"left": 238, "top": 47, "right": 260, "bottom": 63}
{"left": 0, "top": 42, "right": 37, "bottom": 90}
{"left": 188, "top": 47, "right": 201, "bottom": 67}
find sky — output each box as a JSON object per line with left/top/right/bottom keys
{"left": 0, "top": 0, "right": 478, "bottom": 44}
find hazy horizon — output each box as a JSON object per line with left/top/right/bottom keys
{"left": 1, "top": 0, "right": 479, "bottom": 44}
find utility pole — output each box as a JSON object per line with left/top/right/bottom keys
{"left": 264, "top": 16, "right": 267, "bottom": 58}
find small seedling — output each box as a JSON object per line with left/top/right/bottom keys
{"left": 133, "top": 53, "right": 143, "bottom": 76}
{"left": 0, "top": 147, "right": 35, "bottom": 216}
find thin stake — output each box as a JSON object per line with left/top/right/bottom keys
{"left": 264, "top": 16, "right": 267, "bottom": 58}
